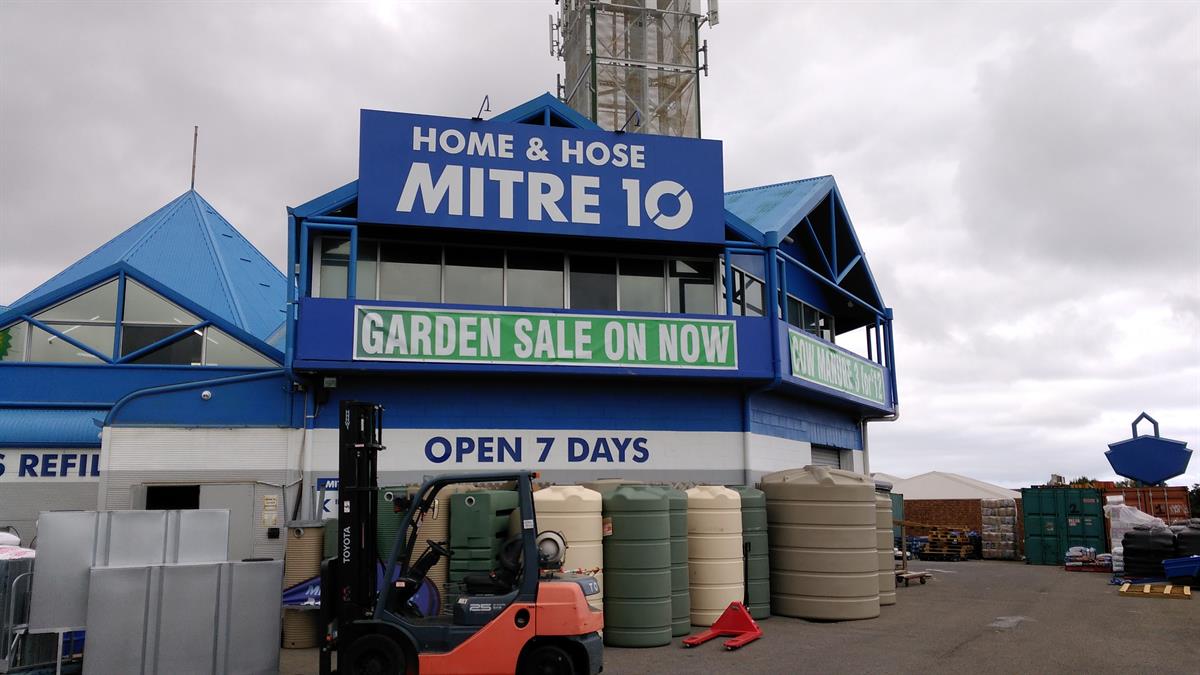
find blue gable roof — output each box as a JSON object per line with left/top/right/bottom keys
{"left": 724, "top": 176, "right": 836, "bottom": 239}
{"left": 490, "top": 92, "right": 601, "bottom": 131}
{"left": 8, "top": 191, "right": 285, "bottom": 342}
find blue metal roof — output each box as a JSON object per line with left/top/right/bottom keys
{"left": 490, "top": 93, "right": 601, "bottom": 131}
{"left": 0, "top": 408, "right": 105, "bottom": 447}
{"left": 8, "top": 191, "right": 285, "bottom": 342}
{"left": 724, "top": 176, "right": 836, "bottom": 239}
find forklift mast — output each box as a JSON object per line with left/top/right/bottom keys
{"left": 336, "top": 400, "right": 385, "bottom": 625}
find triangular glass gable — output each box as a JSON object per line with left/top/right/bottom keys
{"left": 122, "top": 279, "right": 198, "bottom": 325}
{"left": 202, "top": 326, "right": 275, "bottom": 367}
{"left": 35, "top": 279, "right": 118, "bottom": 323}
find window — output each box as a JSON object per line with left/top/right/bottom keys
{"left": 28, "top": 324, "right": 109, "bottom": 363}
{"left": 618, "top": 258, "right": 665, "bottom": 313}
{"left": 1, "top": 277, "right": 275, "bottom": 366}
{"left": 202, "top": 327, "right": 276, "bottom": 367}
{"left": 669, "top": 259, "right": 715, "bottom": 314}
{"left": 444, "top": 247, "right": 503, "bottom": 305}
{"left": 569, "top": 256, "right": 617, "bottom": 310}
{"left": 318, "top": 238, "right": 350, "bottom": 299}
{"left": 380, "top": 243, "right": 440, "bottom": 303}
{"left": 0, "top": 321, "right": 28, "bottom": 362}
{"left": 785, "top": 294, "right": 836, "bottom": 344}
{"left": 145, "top": 485, "right": 200, "bottom": 510}
{"left": 726, "top": 267, "right": 765, "bottom": 317}
{"left": 507, "top": 251, "right": 564, "bottom": 309}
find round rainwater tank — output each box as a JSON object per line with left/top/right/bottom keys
{"left": 875, "top": 493, "right": 897, "bottom": 606}
{"left": 686, "top": 486, "right": 744, "bottom": 626}
{"left": 602, "top": 485, "right": 672, "bottom": 647}
{"left": 406, "top": 484, "right": 454, "bottom": 609}
{"left": 534, "top": 485, "right": 604, "bottom": 609}
{"left": 283, "top": 521, "right": 325, "bottom": 589}
{"left": 728, "top": 485, "right": 771, "bottom": 620}
{"left": 648, "top": 485, "right": 691, "bottom": 636}
{"left": 759, "top": 466, "right": 880, "bottom": 621}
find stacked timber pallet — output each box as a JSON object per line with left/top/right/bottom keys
{"left": 981, "top": 498, "right": 1017, "bottom": 560}
{"left": 922, "top": 528, "right": 973, "bottom": 561}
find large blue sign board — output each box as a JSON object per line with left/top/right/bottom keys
{"left": 1105, "top": 412, "right": 1191, "bottom": 485}
{"left": 357, "top": 110, "right": 725, "bottom": 244}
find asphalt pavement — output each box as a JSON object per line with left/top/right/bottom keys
{"left": 280, "top": 560, "right": 1199, "bottom": 674}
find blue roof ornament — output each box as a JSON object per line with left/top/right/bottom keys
{"left": 1105, "top": 412, "right": 1192, "bottom": 485}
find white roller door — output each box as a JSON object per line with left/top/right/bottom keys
{"left": 810, "top": 446, "right": 843, "bottom": 469}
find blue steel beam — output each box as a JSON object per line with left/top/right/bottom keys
{"left": 21, "top": 315, "right": 115, "bottom": 363}
{"left": 114, "top": 321, "right": 211, "bottom": 364}
{"left": 776, "top": 250, "right": 885, "bottom": 317}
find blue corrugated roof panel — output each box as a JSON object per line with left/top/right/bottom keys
{"left": 0, "top": 408, "right": 106, "bottom": 447}
{"left": 9, "top": 191, "right": 285, "bottom": 342}
{"left": 724, "top": 176, "right": 835, "bottom": 237}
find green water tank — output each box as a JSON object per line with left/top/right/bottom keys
{"left": 648, "top": 486, "right": 691, "bottom": 636}
{"left": 377, "top": 486, "right": 407, "bottom": 562}
{"left": 602, "top": 485, "right": 672, "bottom": 647}
{"left": 449, "top": 490, "right": 519, "bottom": 548}
{"left": 729, "top": 485, "right": 771, "bottom": 620}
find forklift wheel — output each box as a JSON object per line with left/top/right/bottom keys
{"left": 345, "top": 633, "right": 408, "bottom": 675}
{"left": 518, "top": 644, "right": 576, "bottom": 675}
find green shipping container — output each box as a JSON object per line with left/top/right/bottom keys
{"left": 1021, "top": 487, "right": 1106, "bottom": 565}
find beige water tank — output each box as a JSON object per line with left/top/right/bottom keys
{"left": 685, "top": 485, "right": 744, "bottom": 626}
{"left": 758, "top": 466, "right": 880, "bottom": 621}
{"left": 535, "top": 485, "right": 604, "bottom": 609}
{"left": 876, "top": 493, "right": 897, "bottom": 606}
{"left": 283, "top": 522, "right": 325, "bottom": 589}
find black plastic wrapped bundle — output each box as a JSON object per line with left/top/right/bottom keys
{"left": 1121, "top": 525, "right": 1177, "bottom": 579}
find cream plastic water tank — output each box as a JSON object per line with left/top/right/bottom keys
{"left": 685, "top": 485, "right": 743, "bottom": 626}
{"left": 758, "top": 466, "right": 880, "bottom": 621}
{"left": 875, "top": 492, "right": 897, "bottom": 606}
{"left": 534, "top": 485, "right": 604, "bottom": 609}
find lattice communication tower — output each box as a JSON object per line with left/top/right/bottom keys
{"left": 552, "top": 1, "right": 720, "bottom": 138}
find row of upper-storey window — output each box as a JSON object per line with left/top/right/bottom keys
{"left": 314, "top": 238, "right": 719, "bottom": 315}
{"left": 312, "top": 238, "right": 836, "bottom": 343}
{"left": 0, "top": 277, "right": 275, "bottom": 367}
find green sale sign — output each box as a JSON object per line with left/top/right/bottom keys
{"left": 354, "top": 306, "right": 737, "bottom": 370}
{"left": 787, "top": 328, "right": 886, "bottom": 405}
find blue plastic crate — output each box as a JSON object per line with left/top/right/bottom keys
{"left": 1162, "top": 555, "right": 1200, "bottom": 579}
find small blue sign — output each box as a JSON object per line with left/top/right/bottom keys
{"left": 358, "top": 109, "right": 725, "bottom": 244}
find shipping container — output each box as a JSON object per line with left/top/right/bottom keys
{"left": 1021, "top": 487, "right": 1106, "bottom": 565}
{"left": 1103, "top": 486, "right": 1191, "bottom": 525}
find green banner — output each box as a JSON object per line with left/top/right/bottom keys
{"left": 354, "top": 306, "right": 737, "bottom": 369}
{"left": 787, "top": 328, "right": 886, "bottom": 404}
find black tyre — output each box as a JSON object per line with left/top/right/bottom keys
{"left": 345, "top": 633, "right": 407, "bottom": 675}
{"left": 519, "top": 644, "right": 577, "bottom": 675}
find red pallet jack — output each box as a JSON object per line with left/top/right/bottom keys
{"left": 682, "top": 602, "right": 763, "bottom": 651}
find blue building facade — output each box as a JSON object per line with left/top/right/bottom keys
{"left": 284, "top": 95, "right": 897, "bottom": 510}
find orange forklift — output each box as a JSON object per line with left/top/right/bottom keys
{"left": 319, "top": 401, "right": 604, "bottom": 675}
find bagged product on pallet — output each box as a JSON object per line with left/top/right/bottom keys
{"left": 981, "top": 498, "right": 1018, "bottom": 560}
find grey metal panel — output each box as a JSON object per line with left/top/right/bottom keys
{"left": 152, "top": 565, "right": 219, "bottom": 675}
{"left": 28, "top": 511, "right": 99, "bottom": 631}
{"left": 0, "top": 558, "right": 34, "bottom": 665}
{"left": 811, "top": 446, "right": 843, "bottom": 468}
{"left": 104, "top": 510, "right": 168, "bottom": 566}
{"left": 199, "top": 484, "right": 253, "bottom": 560}
{"left": 175, "top": 509, "right": 231, "bottom": 563}
{"left": 0, "top": 482, "right": 99, "bottom": 545}
{"left": 82, "top": 566, "right": 150, "bottom": 675}
{"left": 27, "top": 509, "right": 230, "bottom": 632}
{"left": 221, "top": 560, "right": 283, "bottom": 675}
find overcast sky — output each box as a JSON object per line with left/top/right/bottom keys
{"left": 1, "top": 1, "right": 1197, "bottom": 489}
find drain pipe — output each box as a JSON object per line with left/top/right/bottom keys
{"left": 861, "top": 410, "right": 899, "bottom": 476}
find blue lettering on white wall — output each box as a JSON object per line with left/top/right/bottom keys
{"left": 0, "top": 451, "right": 101, "bottom": 480}
{"left": 420, "top": 435, "right": 649, "bottom": 465}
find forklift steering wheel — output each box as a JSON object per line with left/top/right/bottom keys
{"left": 427, "top": 539, "right": 452, "bottom": 558}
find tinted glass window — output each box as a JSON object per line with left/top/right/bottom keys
{"left": 569, "top": 256, "right": 617, "bottom": 310}
{"left": 786, "top": 297, "right": 803, "bottom": 328}
{"left": 444, "top": 247, "right": 503, "bottom": 305}
{"left": 618, "top": 258, "right": 664, "bottom": 313}
{"left": 122, "top": 279, "right": 197, "bottom": 325}
{"left": 318, "top": 238, "right": 349, "bottom": 298}
{"left": 0, "top": 322, "right": 28, "bottom": 361}
{"left": 356, "top": 241, "right": 378, "bottom": 300}
{"left": 36, "top": 280, "right": 117, "bottom": 323}
{"left": 803, "top": 305, "right": 821, "bottom": 336}
{"left": 28, "top": 325, "right": 110, "bottom": 363}
{"left": 127, "top": 329, "right": 204, "bottom": 365}
{"left": 203, "top": 327, "right": 276, "bottom": 367}
{"left": 669, "top": 259, "right": 714, "bottom": 314}
{"left": 507, "top": 251, "right": 564, "bottom": 309}
{"left": 379, "top": 243, "right": 441, "bottom": 303}
{"left": 121, "top": 324, "right": 196, "bottom": 357}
